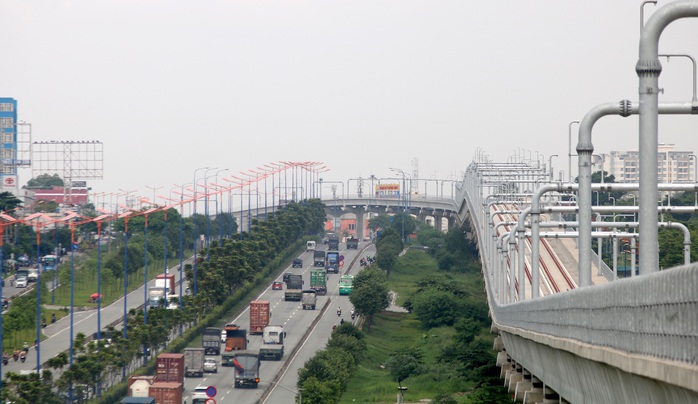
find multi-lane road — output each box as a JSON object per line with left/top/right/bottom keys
{"left": 183, "top": 241, "right": 372, "bottom": 404}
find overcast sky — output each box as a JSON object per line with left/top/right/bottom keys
{"left": 3, "top": 0, "right": 698, "bottom": 205}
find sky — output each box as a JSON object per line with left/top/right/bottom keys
{"left": 3, "top": 0, "right": 698, "bottom": 205}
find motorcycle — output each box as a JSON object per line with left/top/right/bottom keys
{"left": 12, "top": 351, "right": 18, "bottom": 362}
{"left": 360, "top": 258, "right": 367, "bottom": 267}
{"left": 3, "top": 355, "right": 9, "bottom": 366}
{"left": 19, "top": 353, "right": 25, "bottom": 363}
{"left": 336, "top": 308, "right": 341, "bottom": 317}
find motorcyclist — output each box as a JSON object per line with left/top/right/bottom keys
{"left": 340, "top": 318, "right": 345, "bottom": 325}
{"left": 337, "top": 307, "right": 341, "bottom": 316}
{"left": 2, "top": 352, "right": 8, "bottom": 365}
{"left": 22, "top": 342, "right": 28, "bottom": 353}
{"left": 12, "top": 349, "right": 19, "bottom": 361}
{"left": 19, "top": 351, "right": 26, "bottom": 363}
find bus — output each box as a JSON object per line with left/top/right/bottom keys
{"left": 338, "top": 275, "right": 353, "bottom": 296}
{"left": 41, "top": 255, "right": 59, "bottom": 271}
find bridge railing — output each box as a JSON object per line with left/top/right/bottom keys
{"left": 462, "top": 162, "right": 698, "bottom": 372}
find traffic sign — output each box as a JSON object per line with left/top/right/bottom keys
{"left": 206, "top": 386, "right": 217, "bottom": 398}
{"left": 339, "top": 255, "right": 344, "bottom": 261}
{"left": 205, "top": 399, "right": 216, "bottom": 404}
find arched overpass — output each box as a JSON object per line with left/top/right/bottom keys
{"left": 319, "top": 195, "right": 461, "bottom": 239}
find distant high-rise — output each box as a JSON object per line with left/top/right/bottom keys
{"left": 601, "top": 143, "right": 695, "bottom": 184}
{"left": 0, "top": 97, "right": 19, "bottom": 192}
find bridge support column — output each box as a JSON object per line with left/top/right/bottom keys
{"left": 447, "top": 215, "right": 455, "bottom": 231}
{"left": 355, "top": 209, "right": 365, "bottom": 240}
{"left": 434, "top": 214, "right": 443, "bottom": 231}
{"left": 523, "top": 376, "right": 544, "bottom": 404}
{"left": 514, "top": 369, "right": 532, "bottom": 403}
{"left": 543, "top": 386, "right": 561, "bottom": 404}
{"left": 500, "top": 356, "right": 513, "bottom": 379}
{"left": 507, "top": 363, "right": 524, "bottom": 394}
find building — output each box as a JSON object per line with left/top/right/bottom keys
{"left": 23, "top": 186, "right": 89, "bottom": 209}
{"left": 0, "top": 97, "right": 18, "bottom": 193}
{"left": 601, "top": 144, "right": 695, "bottom": 184}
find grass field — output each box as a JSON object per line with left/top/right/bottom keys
{"left": 340, "top": 249, "right": 487, "bottom": 403}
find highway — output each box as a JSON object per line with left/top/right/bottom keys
{"left": 0, "top": 257, "right": 192, "bottom": 380}
{"left": 182, "top": 241, "right": 368, "bottom": 404}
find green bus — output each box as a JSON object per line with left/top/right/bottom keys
{"left": 339, "top": 275, "right": 353, "bottom": 296}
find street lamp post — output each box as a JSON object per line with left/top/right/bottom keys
{"left": 192, "top": 167, "right": 210, "bottom": 296}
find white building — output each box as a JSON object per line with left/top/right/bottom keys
{"left": 600, "top": 144, "right": 695, "bottom": 184}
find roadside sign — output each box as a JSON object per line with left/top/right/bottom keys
{"left": 206, "top": 386, "right": 217, "bottom": 398}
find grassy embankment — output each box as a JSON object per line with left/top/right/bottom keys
{"left": 340, "top": 249, "right": 495, "bottom": 403}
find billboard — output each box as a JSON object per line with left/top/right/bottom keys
{"left": 375, "top": 183, "right": 400, "bottom": 197}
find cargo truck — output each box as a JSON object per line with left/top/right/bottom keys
{"left": 325, "top": 251, "right": 339, "bottom": 274}
{"left": 313, "top": 250, "right": 326, "bottom": 267}
{"left": 202, "top": 327, "right": 221, "bottom": 355}
{"left": 249, "top": 301, "right": 270, "bottom": 335}
{"left": 148, "top": 288, "right": 166, "bottom": 309}
{"left": 233, "top": 353, "right": 261, "bottom": 388}
{"left": 301, "top": 290, "right": 317, "bottom": 310}
{"left": 155, "top": 273, "right": 176, "bottom": 295}
{"left": 328, "top": 236, "right": 340, "bottom": 250}
{"left": 284, "top": 274, "right": 303, "bottom": 301}
{"left": 306, "top": 240, "right": 316, "bottom": 252}
{"left": 258, "top": 325, "right": 285, "bottom": 360}
{"left": 183, "top": 348, "right": 205, "bottom": 377}
{"left": 346, "top": 237, "right": 359, "bottom": 249}
{"left": 223, "top": 324, "right": 248, "bottom": 353}
{"left": 309, "top": 269, "right": 327, "bottom": 295}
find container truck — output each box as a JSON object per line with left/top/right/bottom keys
{"left": 325, "top": 251, "right": 340, "bottom": 273}
{"left": 155, "top": 273, "right": 175, "bottom": 295}
{"left": 155, "top": 353, "right": 184, "bottom": 384}
{"left": 284, "top": 274, "right": 303, "bottom": 301}
{"left": 346, "top": 237, "right": 359, "bottom": 249}
{"left": 301, "top": 290, "right": 317, "bottom": 310}
{"left": 202, "top": 327, "right": 221, "bottom": 355}
{"left": 183, "top": 348, "right": 205, "bottom": 377}
{"left": 258, "top": 325, "right": 285, "bottom": 360}
{"left": 249, "top": 300, "right": 270, "bottom": 335}
{"left": 223, "top": 323, "right": 248, "bottom": 352}
{"left": 148, "top": 382, "right": 183, "bottom": 404}
{"left": 313, "top": 250, "right": 326, "bottom": 267}
{"left": 309, "top": 269, "right": 327, "bottom": 295}
{"left": 328, "top": 236, "right": 340, "bottom": 250}
{"left": 232, "top": 353, "right": 261, "bottom": 388}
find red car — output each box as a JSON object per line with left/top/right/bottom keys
{"left": 272, "top": 281, "right": 283, "bottom": 290}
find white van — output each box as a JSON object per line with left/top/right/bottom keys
{"left": 306, "top": 241, "right": 316, "bottom": 252}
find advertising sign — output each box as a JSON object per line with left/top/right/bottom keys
{"left": 375, "top": 183, "right": 400, "bottom": 197}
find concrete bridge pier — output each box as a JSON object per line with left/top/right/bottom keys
{"left": 507, "top": 363, "right": 524, "bottom": 394}
{"left": 514, "top": 369, "right": 532, "bottom": 402}
{"left": 523, "top": 376, "right": 544, "bottom": 404}
{"left": 355, "top": 209, "right": 365, "bottom": 240}
{"left": 434, "top": 212, "right": 443, "bottom": 231}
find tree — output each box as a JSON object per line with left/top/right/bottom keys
{"left": 349, "top": 269, "right": 390, "bottom": 331}
{"left": 410, "top": 288, "right": 460, "bottom": 328}
{"left": 25, "top": 173, "right": 64, "bottom": 189}
{"left": 0, "top": 191, "right": 22, "bottom": 212}
{"left": 384, "top": 354, "right": 425, "bottom": 382}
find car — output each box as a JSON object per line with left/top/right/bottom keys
{"left": 204, "top": 357, "right": 218, "bottom": 373}
{"left": 192, "top": 386, "right": 208, "bottom": 400}
{"left": 282, "top": 272, "right": 292, "bottom": 283}
{"left": 272, "top": 281, "right": 283, "bottom": 290}
{"left": 292, "top": 258, "right": 303, "bottom": 268}
{"left": 15, "top": 276, "right": 28, "bottom": 288}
